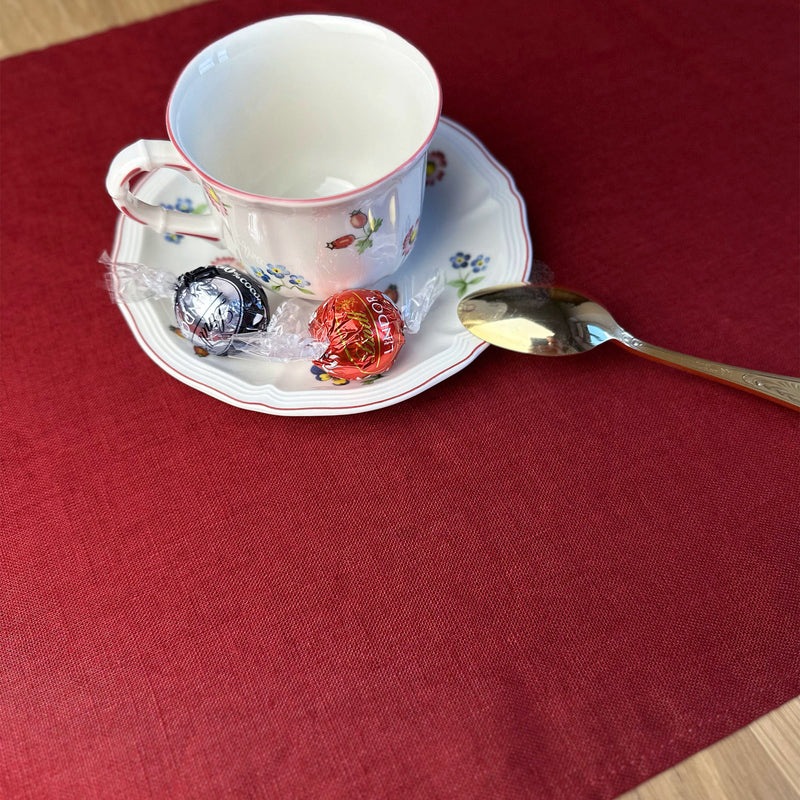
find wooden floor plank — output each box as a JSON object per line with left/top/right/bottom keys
{"left": 0, "top": 0, "right": 213, "bottom": 58}
{"left": 619, "top": 698, "right": 800, "bottom": 800}
{"left": 751, "top": 699, "right": 800, "bottom": 792}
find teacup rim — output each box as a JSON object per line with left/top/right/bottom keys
{"left": 164, "top": 14, "right": 443, "bottom": 207}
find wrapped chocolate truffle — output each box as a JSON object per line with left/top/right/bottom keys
{"left": 308, "top": 289, "right": 405, "bottom": 380}
{"left": 104, "top": 252, "right": 443, "bottom": 378}
{"left": 226, "top": 271, "right": 443, "bottom": 379}
{"left": 102, "top": 255, "right": 270, "bottom": 356}
{"left": 173, "top": 266, "right": 270, "bottom": 356}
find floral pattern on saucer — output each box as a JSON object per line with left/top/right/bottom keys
{"left": 311, "top": 365, "right": 385, "bottom": 386}
{"left": 159, "top": 197, "right": 208, "bottom": 243}
{"left": 447, "top": 251, "right": 490, "bottom": 297}
{"left": 169, "top": 325, "right": 209, "bottom": 357}
{"left": 110, "top": 117, "right": 532, "bottom": 416}
{"left": 426, "top": 151, "right": 447, "bottom": 185}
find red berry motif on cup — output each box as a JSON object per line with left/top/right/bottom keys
{"left": 327, "top": 209, "right": 383, "bottom": 254}
{"left": 350, "top": 210, "right": 368, "bottom": 228}
{"left": 326, "top": 234, "right": 356, "bottom": 250}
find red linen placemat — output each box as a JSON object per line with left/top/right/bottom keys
{"left": 1, "top": 1, "right": 798, "bottom": 798}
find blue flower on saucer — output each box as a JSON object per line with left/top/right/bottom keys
{"left": 447, "top": 250, "right": 490, "bottom": 298}
{"left": 288, "top": 274, "right": 310, "bottom": 288}
{"left": 311, "top": 365, "right": 349, "bottom": 385}
{"left": 160, "top": 198, "right": 193, "bottom": 213}
{"left": 159, "top": 197, "right": 195, "bottom": 243}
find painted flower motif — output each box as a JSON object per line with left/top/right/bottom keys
{"left": 251, "top": 264, "right": 285, "bottom": 282}
{"left": 160, "top": 196, "right": 209, "bottom": 243}
{"left": 383, "top": 284, "right": 399, "bottom": 304}
{"left": 309, "top": 365, "right": 384, "bottom": 386}
{"left": 470, "top": 254, "right": 490, "bottom": 272}
{"left": 249, "top": 264, "right": 313, "bottom": 294}
{"left": 328, "top": 210, "right": 383, "bottom": 254}
{"left": 402, "top": 218, "right": 420, "bottom": 256}
{"left": 169, "top": 325, "right": 209, "bottom": 356}
{"left": 205, "top": 184, "right": 230, "bottom": 216}
{"left": 426, "top": 150, "right": 447, "bottom": 185}
{"left": 311, "top": 365, "right": 349, "bottom": 385}
{"left": 267, "top": 264, "right": 288, "bottom": 279}
{"left": 448, "top": 250, "right": 490, "bottom": 298}
{"left": 350, "top": 210, "right": 368, "bottom": 228}
{"left": 327, "top": 234, "right": 356, "bottom": 250}
{"left": 450, "top": 252, "right": 471, "bottom": 269}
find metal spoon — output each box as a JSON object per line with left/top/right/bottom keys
{"left": 457, "top": 283, "right": 800, "bottom": 410}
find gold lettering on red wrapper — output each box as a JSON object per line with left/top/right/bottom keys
{"left": 309, "top": 289, "right": 406, "bottom": 380}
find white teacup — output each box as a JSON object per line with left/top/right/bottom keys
{"left": 106, "top": 15, "right": 441, "bottom": 301}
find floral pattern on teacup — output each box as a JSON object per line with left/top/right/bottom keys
{"left": 208, "top": 256, "right": 314, "bottom": 295}
{"left": 402, "top": 218, "right": 420, "bottom": 256}
{"left": 326, "top": 208, "right": 383, "bottom": 254}
{"left": 210, "top": 256, "right": 242, "bottom": 269}
{"left": 249, "top": 264, "right": 313, "bottom": 295}
{"left": 203, "top": 183, "right": 230, "bottom": 217}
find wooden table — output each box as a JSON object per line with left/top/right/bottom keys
{"left": 1, "top": 2, "right": 797, "bottom": 798}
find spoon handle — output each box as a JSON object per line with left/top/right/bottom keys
{"left": 615, "top": 335, "right": 800, "bottom": 410}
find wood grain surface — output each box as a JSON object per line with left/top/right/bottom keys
{"left": 619, "top": 699, "right": 799, "bottom": 800}
{"left": 0, "top": 2, "right": 797, "bottom": 798}
{"left": 0, "top": 0, "right": 210, "bottom": 57}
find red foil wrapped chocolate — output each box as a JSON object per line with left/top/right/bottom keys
{"left": 309, "top": 289, "right": 405, "bottom": 380}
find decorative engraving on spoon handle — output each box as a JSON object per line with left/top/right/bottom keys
{"left": 616, "top": 332, "right": 800, "bottom": 410}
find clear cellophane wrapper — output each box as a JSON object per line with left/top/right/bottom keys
{"left": 102, "top": 253, "right": 444, "bottom": 375}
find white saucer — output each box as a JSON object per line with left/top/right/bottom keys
{"left": 109, "top": 118, "right": 532, "bottom": 415}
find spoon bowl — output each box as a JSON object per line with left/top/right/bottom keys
{"left": 457, "top": 283, "right": 800, "bottom": 410}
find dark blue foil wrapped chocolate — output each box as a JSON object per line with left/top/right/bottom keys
{"left": 174, "top": 265, "right": 270, "bottom": 356}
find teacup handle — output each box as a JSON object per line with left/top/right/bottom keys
{"left": 105, "top": 140, "right": 223, "bottom": 241}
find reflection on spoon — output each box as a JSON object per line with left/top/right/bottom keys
{"left": 457, "top": 284, "right": 800, "bottom": 410}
